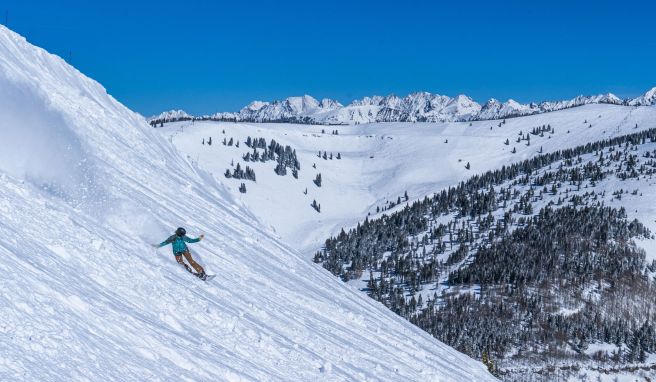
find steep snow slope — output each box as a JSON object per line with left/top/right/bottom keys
{"left": 159, "top": 104, "right": 656, "bottom": 253}
{"left": 0, "top": 26, "right": 496, "bottom": 381}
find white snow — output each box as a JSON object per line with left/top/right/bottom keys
{"left": 0, "top": 25, "right": 496, "bottom": 381}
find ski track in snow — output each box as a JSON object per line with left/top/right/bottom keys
{"left": 0, "top": 26, "right": 496, "bottom": 381}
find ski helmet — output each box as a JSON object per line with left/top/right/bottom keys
{"left": 175, "top": 227, "right": 186, "bottom": 236}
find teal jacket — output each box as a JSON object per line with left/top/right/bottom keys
{"left": 158, "top": 234, "right": 200, "bottom": 255}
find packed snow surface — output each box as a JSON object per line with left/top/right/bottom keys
{"left": 0, "top": 26, "right": 496, "bottom": 381}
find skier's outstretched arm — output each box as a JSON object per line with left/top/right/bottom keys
{"left": 153, "top": 236, "right": 174, "bottom": 248}
{"left": 183, "top": 234, "right": 204, "bottom": 243}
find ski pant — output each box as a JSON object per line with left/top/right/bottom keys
{"left": 175, "top": 249, "right": 204, "bottom": 274}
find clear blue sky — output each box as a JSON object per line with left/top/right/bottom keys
{"left": 4, "top": 0, "right": 655, "bottom": 116}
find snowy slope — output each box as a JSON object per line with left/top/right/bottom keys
{"left": 149, "top": 88, "right": 656, "bottom": 124}
{"left": 159, "top": 103, "right": 656, "bottom": 254}
{"left": 0, "top": 26, "right": 496, "bottom": 381}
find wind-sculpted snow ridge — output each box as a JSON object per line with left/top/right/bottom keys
{"left": 149, "top": 87, "right": 655, "bottom": 125}
{"left": 0, "top": 25, "right": 496, "bottom": 381}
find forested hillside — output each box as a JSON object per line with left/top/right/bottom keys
{"left": 315, "top": 127, "right": 656, "bottom": 379}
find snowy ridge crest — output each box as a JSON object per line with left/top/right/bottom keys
{"left": 149, "top": 88, "right": 655, "bottom": 125}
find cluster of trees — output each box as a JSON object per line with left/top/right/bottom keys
{"left": 224, "top": 163, "right": 256, "bottom": 181}
{"left": 420, "top": 205, "right": 653, "bottom": 364}
{"left": 317, "top": 151, "right": 341, "bottom": 160}
{"left": 449, "top": 205, "right": 649, "bottom": 287}
{"left": 311, "top": 200, "right": 321, "bottom": 213}
{"left": 242, "top": 137, "right": 301, "bottom": 177}
{"left": 374, "top": 191, "right": 410, "bottom": 214}
{"left": 529, "top": 124, "right": 554, "bottom": 136}
{"left": 222, "top": 137, "right": 238, "bottom": 147}
{"left": 314, "top": 125, "right": 656, "bottom": 371}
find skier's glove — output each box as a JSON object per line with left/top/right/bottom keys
{"left": 199, "top": 234, "right": 205, "bottom": 240}
{"left": 150, "top": 244, "right": 158, "bottom": 248}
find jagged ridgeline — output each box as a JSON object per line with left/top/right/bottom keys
{"left": 315, "top": 127, "right": 656, "bottom": 375}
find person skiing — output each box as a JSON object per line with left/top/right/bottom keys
{"left": 154, "top": 227, "right": 208, "bottom": 280}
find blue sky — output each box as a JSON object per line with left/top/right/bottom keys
{"left": 4, "top": 0, "right": 655, "bottom": 115}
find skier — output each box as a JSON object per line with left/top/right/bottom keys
{"left": 154, "top": 227, "right": 208, "bottom": 280}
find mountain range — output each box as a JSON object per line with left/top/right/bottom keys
{"left": 150, "top": 88, "right": 656, "bottom": 125}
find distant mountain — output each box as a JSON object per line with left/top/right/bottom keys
{"left": 628, "top": 87, "right": 656, "bottom": 106}
{"left": 149, "top": 109, "right": 192, "bottom": 124}
{"left": 149, "top": 87, "right": 655, "bottom": 125}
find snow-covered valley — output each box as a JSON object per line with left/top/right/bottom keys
{"left": 0, "top": 25, "right": 500, "bottom": 381}
{"left": 158, "top": 103, "right": 656, "bottom": 254}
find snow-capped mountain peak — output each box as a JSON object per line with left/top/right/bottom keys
{"left": 149, "top": 109, "right": 192, "bottom": 123}
{"left": 630, "top": 87, "right": 656, "bottom": 106}
{"left": 319, "top": 97, "right": 343, "bottom": 109}
{"left": 245, "top": 100, "right": 269, "bottom": 111}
